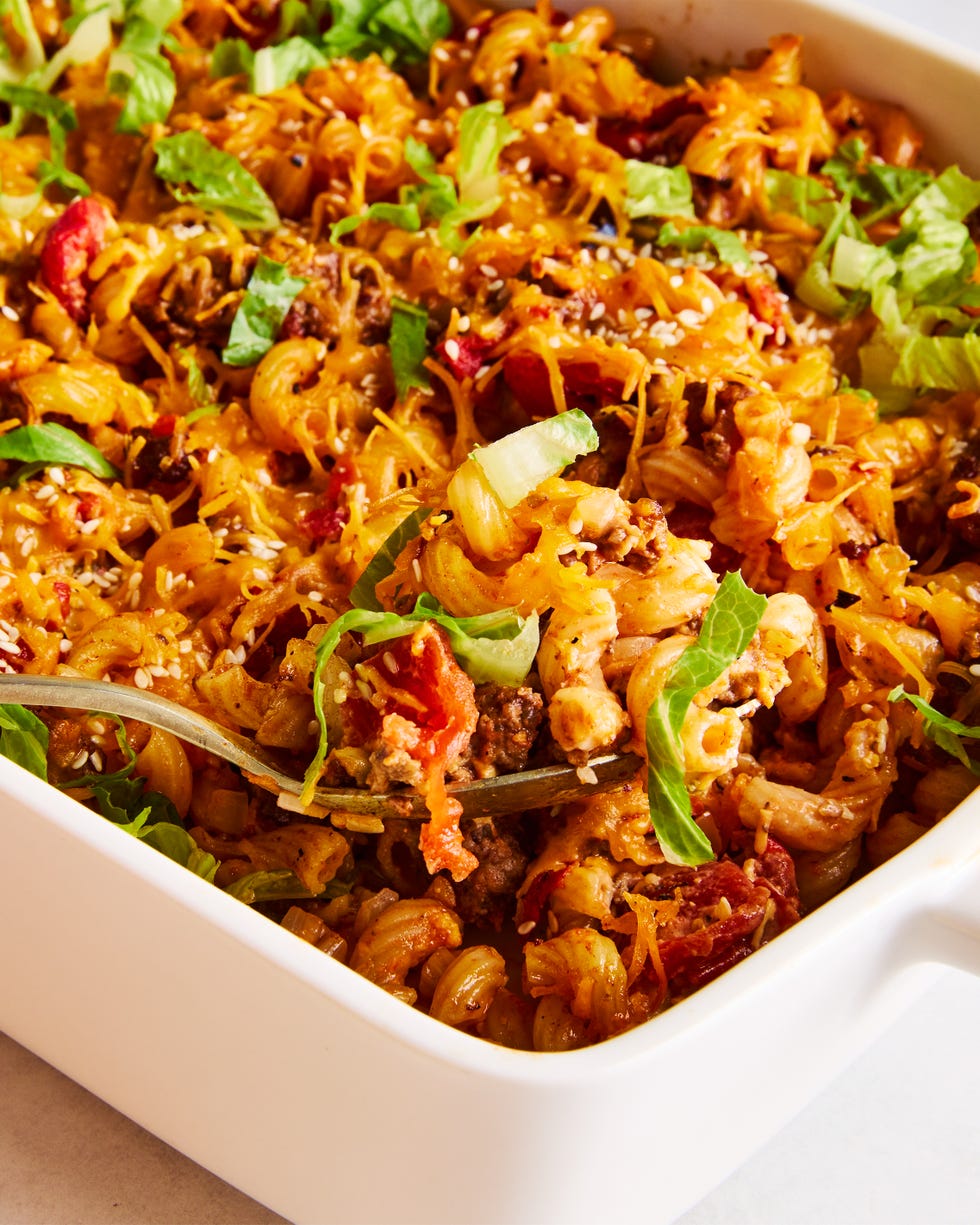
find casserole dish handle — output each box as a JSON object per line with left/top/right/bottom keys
{"left": 914, "top": 858, "right": 980, "bottom": 978}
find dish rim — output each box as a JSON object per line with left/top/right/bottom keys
{"left": 4, "top": 0, "right": 980, "bottom": 1082}
{"left": 5, "top": 742, "right": 976, "bottom": 1077}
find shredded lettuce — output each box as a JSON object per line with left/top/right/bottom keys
{"left": 153, "top": 132, "right": 280, "bottom": 231}
{"left": 176, "top": 347, "right": 225, "bottom": 422}
{"left": 470, "top": 409, "right": 599, "bottom": 508}
{"left": 0, "top": 703, "right": 49, "bottom": 779}
{"left": 768, "top": 154, "right": 980, "bottom": 403}
{"left": 321, "top": 0, "right": 451, "bottom": 66}
{"left": 389, "top": 296, "right": 431, "bottom": 399}
{"left": 252, "top": 36, "right": 327, "bottom": 93}
{"left": 394, "top": 105, "right": 517, "bottom": 253}
{"left": 657, "top": 220, "right": 753, "bottom": 270}
{"left": 349, "top": 506, "right": 432, "bottom": 611}
{"left": 108, "top": 0, "right": 180, "bottom": 133}
{"left": 329, "top": 200, "right": 421, "bottom": 243}
{"left": 224, "top": 869, "right": 316, "bottom": 903}
{"left": 61, "top": 716, "right": 182, "bottom": 827}
{"left": 0, "top": 422, "right": 119, "bottom": 486}
{"left": 889, "top": 685, "right": 980, "bottom": 775}
{"left": 118, "top": 808, "right": 220, "bottom": 881}
{"left": 0, "top": 83, "right": 90, "bottom": 197}
{"left": 222, "top": 255, "right": 308, "bottom": 367}
{"left": 645, "top": 572, "right": 767, "bottom": 866}
{"left": 34, "top": 7, "right": 112, "bottom": 93}
{"left": 0, "top": 0, "right": 46, "bottom": 83}
{"left": 624, "top": 160, "right": 694, "bottom": 220}
{"left": 210, "top": 37, "right": 254, "bottom": 79}
{"left": 456, "top": 100, "right": 518, "bottom": 215}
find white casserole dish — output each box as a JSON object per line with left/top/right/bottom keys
{"left": 3, "top": 2, "right": 980, "bottom": 1222}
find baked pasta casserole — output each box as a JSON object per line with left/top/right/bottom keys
{"left": 1, "top": 0, "right": 980, "bottom": 1049}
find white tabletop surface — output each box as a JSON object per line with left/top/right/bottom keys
{"left": 4, "top": 2, "right": 980, "bottom": 1223}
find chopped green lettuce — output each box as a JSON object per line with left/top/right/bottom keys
{"left": 389, "top": 296, "right": 431, "bottom": 399}
{"left": 645, "top": 572, "right": 768, "bottom": 866}
{"left": 0, "top": 423, "right": 119, "bottom": 486}
{"left": 470, "top": 409, "right": 599, "bottom": 508}
{"left": 0, "top": 704, "right": 49, "bottom": 780}
{"left": 889, "top": 685, "right": 980, "bottom": 775}
{"left": 624, "top": 161, "right": 694, "bottom": 220}
{"left": 222, "top": 255, "right": 308, "bottom": 367}
{"left": 349, "top": 506, "right": 432, "bottom": 611}
{"left": 153, "top": 131, "right": 280, "bottom": 231}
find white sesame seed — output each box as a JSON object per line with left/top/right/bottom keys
{"left": 133, "top": 667, "right": 151, "bottom": 689}
{"left": 444, "top": 338, "right": 461, "bottom": 362}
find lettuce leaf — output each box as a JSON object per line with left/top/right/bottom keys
{"left": 153, "top": 131, "right": 280, "bottom": 231}
{"left": 349, "top": 506, "right": 432, "bottom": 610}
{"left": 0, "top": 422, "right": 118, "bottom": 485}
{"left": 222, "top": 255, "right": 308, "bottom": 367}
{"left": 118, "top": 807, "right": 220, "bottom": 881}
{"left": 470, "top": 409, "right": 599, "bottom": 508}
{"left": 889, "top": 685, "right": 980, "bottom": 775}
{"left": 645, "top": 572, "right": 767, "bottom": 866}
{"left": 252, "top": 36, "right": 327, "bottom": 93}
{"left": 329, "top": 200, "right": 421, "bottom": 243}
{"left": 109, "top": 0, "right": 181, "bottom": 134}
{"left": 625, "top": 161, "right": 694, "bottom": 219}
{"left": 321, "top": 0, "right": 451, "bottom": 66}
{"left": 657, "top": 220, "right": 752, "bottom": 270}
{"left": 389, "top": 296, "right": 430, "bottom": 399}
{"left": 0, "top": 703, "right": 49, "bottom": 780}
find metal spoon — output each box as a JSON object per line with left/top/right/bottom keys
{"left": 0, "top": 673, "right": 641, "bottom": 821}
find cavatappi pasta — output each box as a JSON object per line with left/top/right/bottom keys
{"left": 2, "top": 0, "right": 980, "bottom": 1050}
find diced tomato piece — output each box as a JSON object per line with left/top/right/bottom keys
{"left": 503, "top": 352, "right": 624, "bottom": 416}
{"left": 151, "top": 414, "right": 178, "bottom": 438}
{"left": 39, "top": 198, "right": 111, "bottom": 322}
{"left": 53, "top": 580, "right": 72, "bottom": 620}
{"left": 436, "top": 333, "right": 494, "bottom": 380}
{"left": 300, "top": 458, "right": 357, "bottom": 544}
{"left": 650, "top": 852, "right": 798, "bottom": 996}
{"left": 345, "top": 623, "right": 479, "bottom": 881}
{"left": 74, "top": 491, "right": 101, "bottom": 522}
{"left": 503, "top": 352, "right": 554, "bottom": 414}
{"left": 596, "top": 96, "right": 702, "bottom": 159}
{"left": 746, "top": 277, "right": 786, "bottom": 328}
{"left": 515, "top": 865, "right": 572, "bottom": 929}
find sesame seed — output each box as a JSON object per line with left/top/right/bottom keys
{"left": 444, "top": 338, "right": 461, "bottom": 362}
{"left": 382, "top": 651, "right": 397, "bottom": 672}
{"left": 133, "top": 668, "right": 151, "bottom": 689}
